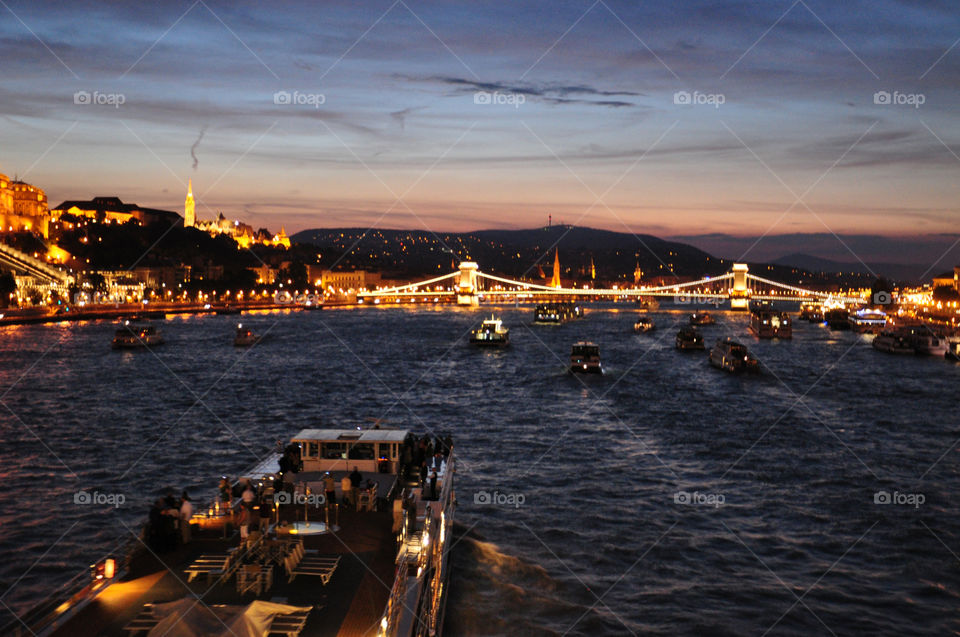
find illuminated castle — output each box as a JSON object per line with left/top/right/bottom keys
{"left": 0, "top": 172, "right": 49, "bottom": 237}
{"left": 184, "top": 180, "right": 289, "bottom": 249}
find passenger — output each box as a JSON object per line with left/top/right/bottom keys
{"left": 218, "top": 477, "right": 232, "bottom": 508}
{"left": 341, "top": 474, "right": 353, "bottom": 508}
{"left": 443, "top": 435, "right": 453, "bottom": 457}
{"left": 241, "top": 480, "right": 256, "bottom": 507}
{"left": 419, "top": 461, "right": 428, "bottom": 489}
{"left": 179, "top": 492, "right": 193, "bottom": 544}
{"left": 323, "top": 472, "right": 336, "bottom": 506}
{"left": 429, "top": 471, "right": 439, "bottom": 500}
{"left": 258, "top": 493, "right": 272, "bottom": 533}
{"left": 148, "top": 499, "right": 165, "bottom": 551}
{"left": 238, "top": 504, "right": 251, "bottom": 540}
{"left": 349, "top": 467, "right": 362, "bottom": 507}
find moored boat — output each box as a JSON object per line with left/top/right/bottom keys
{"left": 749, "top": 310, "right": 792, "bottom": 339}
{"left": 469, "top": 315, "right": 510, "bottom": 346}
{"left": 946, "top": 340, "right": 960, "bottom": 361}
{"left": 675, "top": 326, "right": 705, "bottom": 350}
{"left": 905, "top": 325, "right": 948, "bottom": 356}
{"left": 849, "top": 308, "right": 887, "bottom": 334}
{"left": 799, "top": 302, "right": 823, "bottom": 322}
{"left": 825, "top": 307, "right": 850, "bottom": 331}
{"left": 570, "top": 341, "right": 602, "bottom": 374}
{"left": 872, "top": 329, "right": 915, "bottom": 354}
{"left": 709, "top": 337, "right": 760, "bottom": 373}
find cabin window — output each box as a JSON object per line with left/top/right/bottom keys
{"left": 347, "top": 443, "right": 375, "bottom": 460}
{"left": 322, "top": 442, "right": 347, "bottom": 459}
{"left": 305, "top": 442, "right": 319, "bottom": 458}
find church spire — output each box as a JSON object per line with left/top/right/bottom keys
{"left": 184, "top": 179, "right": 195, "bottom": 227}
{"left": 549, "top": 248, "right": 562, "bottom": 288}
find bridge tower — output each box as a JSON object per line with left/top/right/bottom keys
{"left": 731, "top": 263, "right": 750, "bottom": 310}
{"left": 457, "top": 261, "right": 479, "bottom": 306}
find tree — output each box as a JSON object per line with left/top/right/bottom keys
{"left": 0, "top": 271, "right": 16, "bottom": 308}
{"left": 932, "top": 285, "right": 959, "bottom": 302}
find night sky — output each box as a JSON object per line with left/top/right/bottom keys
{"left": 2, "top": 1, "right": 959, "bottom": 261}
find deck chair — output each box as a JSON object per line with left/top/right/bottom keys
{"left": 268, "top": 609, "right": 311, "bottom": 637}
{"left": 184, "top": 555, "right": 230, "bottom": 582}
{"left": 284, "top": 552, "right": 341, "bottom": 584}
{"left": 122, "top": 604, "right": 158, "bottom": 635}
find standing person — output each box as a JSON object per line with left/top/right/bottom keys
{"left": 323, "top": 472, "right": 336, "bottom": 506}
{"left": 218, "top": 477, "right": 232, "bottom": 508}
{"left": 179, "top": 492, "right": 194, "bottom": 544}
{"left": 238, "top": 504, "right": 251, "bottom": 540}
{"left": 258, "top": 492, "right": 273, "bottom": 534}
{"left": 349, "top": 467, "right": 362, "bottom": 508}
{"left": 429, "top": 471, "right": 438, "bottom": 500}
{"left": 419, "top": 461, "right": 428, "bottom": 489}
{"left": 340, "top": 473, "right": 353, "bottom": 508}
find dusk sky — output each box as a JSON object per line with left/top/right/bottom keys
{"left": 2, "top": 1, "right": 959, "bottom": 261}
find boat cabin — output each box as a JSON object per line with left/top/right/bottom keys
{"left": 292, "top": 428, "right": 409, "bottom": 475}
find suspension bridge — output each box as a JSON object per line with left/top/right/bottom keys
{"left": 357, "top": 261, "right": 864, "bottom": 308}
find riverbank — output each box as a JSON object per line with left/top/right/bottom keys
{"left": 0, "top": 300, "right": 353, "bottom": 327}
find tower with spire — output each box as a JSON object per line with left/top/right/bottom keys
{"left": 549, "top": 248, "right": 562, "bottom": 288}
{"left": 184, "top": 179, "right": 195, "bottom": 227}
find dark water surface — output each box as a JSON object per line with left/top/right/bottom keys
{"left": 0, "top": 305, "right": 958, "bottom": 635}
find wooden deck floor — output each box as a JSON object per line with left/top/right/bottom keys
{"left": 50, "top": 507, "right": 397, "bottom": 637}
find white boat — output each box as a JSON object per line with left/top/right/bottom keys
{"left": 469, "top": 316, "right": 509, "bottom": 347}
{"left": 111, "top": 321, "right": 164, "bottom": 349}
{"left": 570, "top": 341, "right": 602, "bottom": 374}
{"left": 906, "top": 326, "right": 948, "bottom": 356}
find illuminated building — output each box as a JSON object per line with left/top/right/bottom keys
{"left": 0, "top": 173, "right": 49, "bottom": 237}
{"left": 51, "top": 196, "right": 181, "bottom": 228}
{"left": 184, "top": 181, "right": 288, "bottom": 249}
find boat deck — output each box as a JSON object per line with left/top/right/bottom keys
{"left": 50, "top": 506, "right": 398, "bottom": 637}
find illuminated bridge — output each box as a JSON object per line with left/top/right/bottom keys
{"left": 357, "top": 262, "right": 864, "bottom": 308}
{"left": 0, "top": 242, "right": 72, "bottom": 285}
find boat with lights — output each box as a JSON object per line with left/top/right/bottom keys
{"left": 848, "top": 309, "right": 887, "bottom": 334}
{"left": 9, "top": 426, "right": 456, "bottom": 637}
{"left": 633, "top": 317, "right": 655, "bottom": 333}
{"left": 749, "top": 310, "right": 792, "bottom": 339}
{"left": 533, "top": 302, "right": 582, "bottom": 324}
{"left": 233, "top": 323, "right": 260, "bottom": 347}
{"left": 675, "top": 326, "right": 705, "bottom": 350}
{"left": 469, "top": 316, "right": 510, "bottom": 346}
{"left": 689, "top": 311, "right": 716, "bottom": 326}
{"left": 709, "top": 337, "right": 760, "bottom": 373}
{"left": 111, "top": 321, "right": 164, "bottom": 349}
{"left": 570, "top": 341, "right": 603, "bottom": 374}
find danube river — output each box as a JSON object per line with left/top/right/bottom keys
{"left": 0, "top": 305, "right": 957, "bottom": 635}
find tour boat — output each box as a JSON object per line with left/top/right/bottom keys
{"left": 111, "top": 321, "right": 164, "bottom": 349}
{"left": 905, "top": 326, "right": 948, "bottom": 356}
{"left": 825, "top": 308, "right": 850, "bottom": 330}
{"left": 689, "top": 311, "right": 716, "bottom": 326}
{"left": 749, "top": 310, "right": 792, "bottom": 339}
{"left": 215, "top": 304, "right": 242, "bottom": 315}
{"left": 946, "top": 341, "right": 960, "bottom": 362}
{"left": 9, "top": 426, "right": 457, "bottom": 637}
{"left": 675, "top": 326, "right": 705, "bottom": 350}
{"left": 634, "top": 297, "right": 659, "bottom": 311}
{"left": 469, "top": 315, "right": 510, "bottom": 346}
{"left": 848, "top": 308, "right": 887, "bottom": 334}
{"left": 799, "top": 302, "right": 823, "bottom": 322}
{"left": 872, "top": 329, "right": 915, "bottom": 355}
{"left": 709, "top": 338, "right": 760, "bottom": 373}
{"left": 570, "top": 341, "right": 603, "bottom": 374}
{"left": 234, "top": 323, "right": 260, "bottom": 347}
{"left": 633, "top": 317, "right": 655, "bottom": 333}
{"left": 533, "top": 302, "right": 582, "bottom": 324}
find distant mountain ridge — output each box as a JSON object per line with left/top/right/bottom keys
{"left": 772, "top": 253, "right": 928, "bottom": 283}
{"left": 292, "top": 225, "right": 875, "bottom": 287}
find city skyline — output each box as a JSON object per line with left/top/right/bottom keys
{"left": 2, "top": 1, "right": 959, "bottom": 255}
